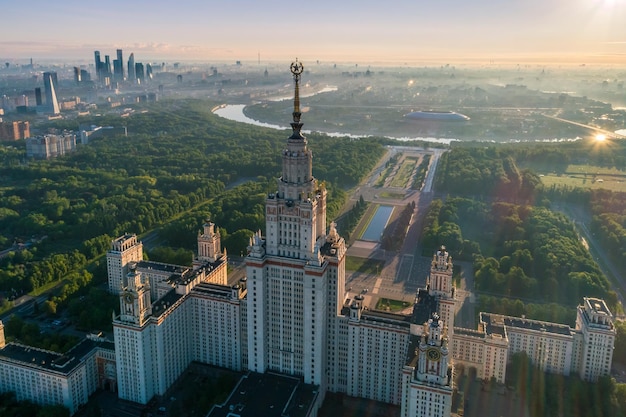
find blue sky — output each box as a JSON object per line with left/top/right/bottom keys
{"left": 2, "top": 0, "right": 626, "bottom": 64}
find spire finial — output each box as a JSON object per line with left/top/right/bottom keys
{"left": 289, "top": 59, "right": 304, "bottom": 137}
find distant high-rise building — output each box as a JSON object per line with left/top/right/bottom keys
{"left": 127, "top": 53, "right": 135, "bottom": 82}
{"left": 114, "top": 49, "right": 124, "bottom": 81}
{"left": 113, "top": 60, "right": 122, "bottom": 81}
{"left": 146, "top": 63, "right": 153, "bottom": 80}
{"left": 16, "top": 95, "right": 28, "bottom": 107}
{"left": 80, "top": 69, "right": 91, "bottom": 83}
{"left": 135, "top": 63, "right": 144, "bottom": 84}
{"left": 103, "top": 55, "right": 112, "bottom": 83}
{"left": 34, "top": 87, "right": 42, "bottom": 106}
{"left": 94, "top": 50, "right": 102, "bottom": 81}
{"left": 43, "top": 72, "right": 60, "bottom": 114}
{"left": 73, "top": 67, "right": 81, "bottom": 84}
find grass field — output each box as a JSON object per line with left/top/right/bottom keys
{"left": 345, "top": 256, "right": 385, "bottom": 274}
{"left": 375, "top": 297, "right": 412, "bottom": 312}
{"left": 389, "top": 157, "right": 418, "bottom": 188}
{"left": 537, "top": 164, "right": 626, "bottom": 192}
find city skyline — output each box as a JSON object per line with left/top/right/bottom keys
{"left": 1, "top": 0, "right": 626, "bottom": 65}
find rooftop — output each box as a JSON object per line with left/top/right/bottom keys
{"left": 193, "top": 282, "right": 234, "bottom": 298}
{"left": 0, "top": 337, "right": 114, "bottom": 376}
{"left": 584, "top": 297, "right": 612, "bottom": 317}
{"left": 169, "top": 258, "right": 225, "bottom": 286}
{"left": 481, "top": 313, "right": 571, "bottom": 337}
{"left": 137, "top": 260, "right": 189, "bottom": 275}
{"left": 152, "top": 289, "right": 185, "bottom": 319}
{"left": 454, "top": 326, "right": 486, "bottom": 338}
{"left": 411, "top": 288, "right": 439, "bottom": 326}
{"left": 361, "top": 309, "right": 412, "bottom": 329}
{"left": 208, "top": 372, "right": 319, "bottom": 417}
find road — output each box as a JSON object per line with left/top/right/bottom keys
{"left": 345, "top": 145, "right": 454, "bottom": 309}
{"left": 543, "top": 114, "right": 626, "bottom": 139}
{"left": 554, "top": 203, "right": 626, "bottom": 312}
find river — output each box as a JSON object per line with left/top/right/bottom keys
{"left": 212, "top": 86, "right": 457, "bottom": 144}
{"left": 212, "top": 88, "right": 624, "bottom": 144}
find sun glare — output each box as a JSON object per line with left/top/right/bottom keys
{"left": 598, "top": 0, "right": 624, "bottom": 8}
{"left": 595, "top": 134, "right": 607, "bottom": 142}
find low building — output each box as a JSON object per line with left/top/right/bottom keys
{"left": 452, "top": 297, "right": 616, "bottom": 384}
{"left": 112, "top": 222, "right": 234, "bottom": 405}
{"left": 0, "top": 121, "right": 30, "bottom": 140}
{"left": 79, "top": 125, "right": 127, "bottom": 144}
{"left": 0, "top": 329, "right": 115, "bottom": 416}
{"left": 26, "top": 133, "right": 76, "bottom": 159}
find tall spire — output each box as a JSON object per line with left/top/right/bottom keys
{"left": 289, "top": 59, "right": 304, "bottom": 139}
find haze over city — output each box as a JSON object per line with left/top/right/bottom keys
{"left": 2, "top": 0, "right": 626, "bottom": 65}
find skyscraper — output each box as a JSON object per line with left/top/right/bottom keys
{"left": 94, "top": 50, "right": 102, "bottom": 81}
{"left": 114, "top": 49, "right": 124, "bottom": 81}
{"left": 34, "top": 87, "right": 42, "bottom": 106}
{"left": 135, "top": 63, "right": 144, "bottom": 84}
{"left": 245, "top": 59, "right": 346, "bottom": 390}
{"left": 43, "top": 72, "right": 60, "bottom": 115}
{"left": 127, "top": 53, "right": 135, "bottom": 82}
{"left": 103, "top": 55, "right": 112, "bottom": 83}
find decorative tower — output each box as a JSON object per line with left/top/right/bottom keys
{"left": 416, "top": 314, "right": 451, "bottom": 386}
{"left": 195, "top": 221, "right": 222, "bottom": 265}
{"left": 107, "top": 234, "right": 144, "bottom": 294}
{"left": 402, "top": 313, "right": 453, "bottom": 417}
{"left": 119, "top": 262, "right": 152, "bottom": 326}
{"left": 264, "top": 59, "right": 327, "bottom": 261}
{"left": 429, "top": 245, "right": 456, "bottom": 339}
{"left": 576, "top": 297, "right": 616, "bottom": 381}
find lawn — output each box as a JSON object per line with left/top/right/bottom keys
{"left": 389, "top": 157, "right": 418, "bottom": 188}
{"left": 375, "top": 297, "right": 412, "bottom": 312}
{"left": 375, "top": 165, "right": 394, "bottom": 187}
{"left": 537, "top": 164, "right": 626, "bottom": 192}
{"left": 345, "top": 256, "right": 385, "bottom": 274}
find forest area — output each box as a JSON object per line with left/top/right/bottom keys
{"left": 428, "top": 141, "right": 626, "bottom": 415}
{"left": 0, "top": 98, "right": 384, "bottom": 323}
{"left": 428, "top": 142, "right": 626, "bottom": 341}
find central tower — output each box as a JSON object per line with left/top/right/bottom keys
{"left": 246, "top": 61, "right": 346, "bottom": 391}
{"left": 264, "top": 59, "right": 327, "bottom": 260}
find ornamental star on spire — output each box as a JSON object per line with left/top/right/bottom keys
{"left": 289, "top": 59, "right": 305, "bottom": 139}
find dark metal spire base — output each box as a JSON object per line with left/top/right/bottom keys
{"left": 289, "top": 122, "right": 305, "bottom": 140}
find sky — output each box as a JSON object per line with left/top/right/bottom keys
{"left": 2, "top": 0, "right": 626, "bottom": 65}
